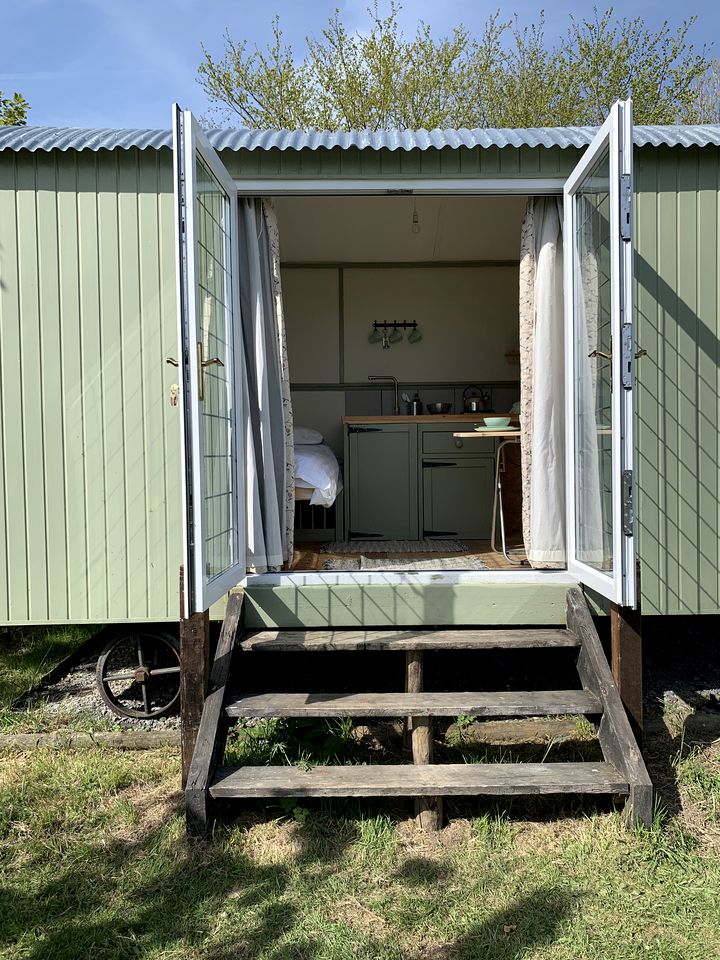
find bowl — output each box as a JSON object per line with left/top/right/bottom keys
{"left": 426, "top": 402, "right": 452, "bottom": 415}
{"left": 483, "top": 416, "right": 511, "bottom": 428}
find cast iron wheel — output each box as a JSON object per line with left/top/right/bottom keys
{"left": 95, "top": 629, "right": 181, "bottom": 719}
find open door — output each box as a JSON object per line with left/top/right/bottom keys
{"left": 564, "top": 99, "right": 636, "bottom": 608}
{"left": 173, "top": 105, "right": 246, "bottom": 614}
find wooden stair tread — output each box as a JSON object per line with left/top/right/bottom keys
{"left": 224, "top": 690, "right": 600, "bottom": 718}
{"left": 240, "top": 628, "right": 579, "bottom": 652}
{"left": 209, "top": 762, "right": 628, "bottom": 798}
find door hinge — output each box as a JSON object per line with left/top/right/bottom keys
{"left": 621, "top": 324, "right": 634, "bottom": 389}
{"left": 348, "top": 426, "right": 383, "bottom": 434}
{"left": 622, "top": 469, "right": 634, "bottom": 535}
{"left": 620, "top": 174, "right": 632, "bottom": 241}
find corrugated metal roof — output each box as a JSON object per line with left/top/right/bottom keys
{"left": 1, "top": 124, "right": 720, "bottom": 153}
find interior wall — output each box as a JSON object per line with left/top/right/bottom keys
{"left": 277, "top": 195, "right": 525, "bottom": 454}
{"left": 343, "top": 266, "right": 518, "bottom": 382}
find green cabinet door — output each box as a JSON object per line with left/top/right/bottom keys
{"left": 347, "top": 424, "right": 418, "bottom": 539}
{"left": 422, "top": 457, "right": 495, "bottom": 539}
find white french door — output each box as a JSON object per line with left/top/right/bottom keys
{"left": 564, "top": 99, "right": 636, "bottom": 608}
{"left": 173, "top": 106, "right": 246, "bottom": 614}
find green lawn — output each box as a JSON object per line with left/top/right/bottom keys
{"left": 1, "top": 735, "right": 719, "bottom": 960}
{"left": 0, "top": 625, "right": 96, "bottom": 707}
{"left": 2, "top": 631, "right": 719, "bottom": 958}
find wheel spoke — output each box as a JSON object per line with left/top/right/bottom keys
{"left": 137, "top": 637, "right": 146, "bottom": 669}
{"left": 103, "top": 671, "right": 136, "bottom": 683}
{"left": 147, "top": 666, "right": 181, "bottom": 677}
{"left": 141, "top": 680, "right": 151, "bottom": 715}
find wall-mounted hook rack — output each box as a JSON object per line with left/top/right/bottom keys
{"left": 372, "top": 321, "right": 418, "bottom": 330}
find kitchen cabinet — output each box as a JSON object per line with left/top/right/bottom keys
{"left": 345, "top": 423, "right": 418, "bottom": 539}
{"left": 421, "top": 457, "right": 494, "bottom": 538}
{"left": 343, "top": 418, "right": 497, "bottom": 541}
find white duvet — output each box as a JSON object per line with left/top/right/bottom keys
{"left": 294, "top": 443, "right": 342, "bottom": 507}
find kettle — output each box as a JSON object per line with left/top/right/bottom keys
{"left": 463, "top": 385, "right": 490, "bottom": 414}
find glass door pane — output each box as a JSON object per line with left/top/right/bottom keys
{"left": 573, "top": 147, "right": 614, "bottom": 573}
{"left": 196, "top": 154, "right": 238, "bottom": 580}
{"left": 174, "top": 106, "right": 246, "bottom": 614}
{"left": 564, "top": 98, "right": 636, "bottom": 607}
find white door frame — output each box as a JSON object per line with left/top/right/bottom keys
{"left": 175, "top": 134, "right": 637, "bottom": 603}
{"left": 174, "top": 106, "right": 246, "bottom": 614}
{"left": 562, "top": 100, "right": 636, "bottom": 608}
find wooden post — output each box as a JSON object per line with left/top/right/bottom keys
{"left": 406, "top": 651, "right": 443, "bottom": 831}
{"left": 179, "top": 566, "right": 211, "bottom": 787}
{"left": 610, "top": 602, "right": 643, "bottom": 740}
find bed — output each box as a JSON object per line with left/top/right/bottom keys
{"left": 294, "top": 442, "right": 342, "bottom": 508}
{"left": 294, "top": 440, "right": 343, "bottom": 541}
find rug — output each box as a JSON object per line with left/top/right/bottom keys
{"left": 320, "top": 539, "right": 469, "bottom": 555}
{"left": 322, "top": 555, "right": 489, "bottom": 571}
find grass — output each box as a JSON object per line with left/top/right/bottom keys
{"left": 675, "top": 743, "right": 720, "bottom": 824}
{"left": 1, "top": 737, "right": 720, "bottom": 960}
{"left": 0, "top": 625, "right": 96, "bottom": 708}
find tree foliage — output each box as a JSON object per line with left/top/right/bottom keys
{"left": 0, "top": 90, "right": 29, "bottom": 126}
{"left": 198, "top": 4, "right": 719, "bottom": 130}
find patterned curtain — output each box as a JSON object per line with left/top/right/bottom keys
{"left": 519, "top": 198, "right": 566, "bottom": 568}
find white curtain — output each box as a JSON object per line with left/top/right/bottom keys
{"left": 237, "top": 198, "right": 294, "bottom": 572}
{"left": 519, "top": 198, "right": 566, "bottom": 567}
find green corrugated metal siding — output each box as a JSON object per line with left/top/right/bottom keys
{"left": 0, "top": 148, "right": 181, "bottom": 624}
{"left": 219, "top": 144, "right": 583, "bottom": 180}
{"left": 635, "top": 146, "right": 720, "bottom": 614}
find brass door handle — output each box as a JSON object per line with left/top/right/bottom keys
{"left": 588, "top": 350, "right": 612, "bottom": 360}
{"left": 165, "top": 357, "right": 179, "bottom": 367}
{"left": 196, "top": 342, "right": 224, "bottom": 401}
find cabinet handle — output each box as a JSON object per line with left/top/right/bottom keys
{"left": 422, "top": 460, "right": 458, "bottom": 468}
{"left": 348, "top": 426, "right": 383, "bottom": 434}
{"left": 424, "top": 529, "right": 459, "bottom": 537}
{"left": 348, "top": 530, "right": 383, "bottom": 538}
{"left": 455, "top": 439, "right": 463, "bottom": 448}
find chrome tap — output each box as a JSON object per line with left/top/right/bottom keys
{"left": 368, "top": 375, "right": 399, "bottom": 415}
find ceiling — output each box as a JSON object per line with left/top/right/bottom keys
{"left": 274, "top": 195, "right": 528, "bottom": 263}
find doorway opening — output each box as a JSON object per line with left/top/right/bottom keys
{"left": 274, "top": 193, "right": 564, "bottom": 575}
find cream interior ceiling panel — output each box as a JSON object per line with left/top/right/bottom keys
{"left": 275, "top": 195, "right": 527, "bottom": 263}
{"left": 281, "top": 268, "right": 339, "bottom": 383}
{"left": 343, "top": 266, "right": 519, "bottom": 383}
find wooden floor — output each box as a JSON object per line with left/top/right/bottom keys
{"left": 290, "top": 540, "right": 525, "bottom": 572}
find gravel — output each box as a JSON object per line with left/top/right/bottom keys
{"left": 18, "top": 652, "right": 180, "bottom": 731}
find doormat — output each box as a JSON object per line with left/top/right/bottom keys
{"left": 320, "top": 539, "right": 469, "bottom": 554}
{"left": 323, "top": 555, "right": 489, "bottom": 571}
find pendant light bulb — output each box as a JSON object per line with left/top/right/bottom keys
{"left": 411, "top": 201, "right": 420, "bottom": 234}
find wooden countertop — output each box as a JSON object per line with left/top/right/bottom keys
{"left": 342, "top": 413, "right": 515, "bottom": 424}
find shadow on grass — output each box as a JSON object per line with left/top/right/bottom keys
{"left": 421, "top": 886, "right": 577, "bottom": 960}
{"left": 0, "top": 785, "right": 580, "bottom": 960}
{"left": 0, "top": 807, "right": 326, "bottom": 959}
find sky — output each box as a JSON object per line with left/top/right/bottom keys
{"left": 3, "top": 0, "right": 720, "bottom": 129}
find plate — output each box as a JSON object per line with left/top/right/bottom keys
{"left": 473, "top": 425, "right": 519, "bottom": 432}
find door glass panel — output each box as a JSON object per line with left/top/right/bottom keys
{"left": 573, "top": 147, "right": 613, "bottom": 572}
{"left": 195, "top": 154, "right": 237, "bottom": 579}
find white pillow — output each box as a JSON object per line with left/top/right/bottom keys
{"left": 294, "top": 426, "right": 324, "bottom": 445}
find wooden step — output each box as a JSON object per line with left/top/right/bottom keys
{"left": 224, "top": 689, "right": 600, "bottom": 719}
{"left": 240, "top": 628, "right": 579, "bottom": 652}
{"left": 209, "top": 762, "right": 628, "bottom": 798}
